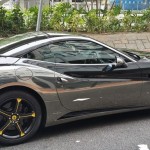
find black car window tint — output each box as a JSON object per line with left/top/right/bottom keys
{"left": 50, "top": 41, "right": 100, "bottom": 64}
{"left": 24, "top": 41, "right": 131, "bottom": 64}
{"left": 65, "top": 41, "right": 103, "bottom": 51}
{"left": 65, "top": 40, "right": 131, "bottom": 63}
{"left": 97, "top": 48, "right": 118, "bottom": 63}
{"left": 66, "top": 41, "right": 116, "bottom": 63}
{"left": 24, "top": 45, "right": 55, "bottom": 62}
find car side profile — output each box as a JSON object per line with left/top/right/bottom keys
{"left": 0, "top": 32, "right": 150, "bottom": 145}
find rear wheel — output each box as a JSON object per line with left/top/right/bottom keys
{"left": 0, "top": 90, "right": 42, "bottom": 145}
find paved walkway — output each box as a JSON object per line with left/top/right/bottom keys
{"left": 84, "top": 32, "right": 150, "bottom": 51}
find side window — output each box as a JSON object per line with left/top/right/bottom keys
{"left": 64, "top": 40, "right": 131, "bottom": 63}
{"left": 49, "top": 40, "right": 130, "bottom": 64}
{"left": 49, "top": 41, "right": 99, "bottom": 64}
{"left": 65, "top": 41, "right": 118, "bottom": 63}
{"left": 97, "top": 48, "right": 119, "bottom": 63}
{"left": 23, "top": 45, "right": 55, "bottom": 63}
{"left": 23, "top": 40, "right": 131, "bottom": 64}
{"left": 97, "top": 48, "right": 131, "bottom": 63}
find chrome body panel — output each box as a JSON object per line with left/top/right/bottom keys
{"left": 0, "top": 64, "right": 70, "bottom": 126}
{"left": 0, "top": 32, "right": 150, "bottom": 127}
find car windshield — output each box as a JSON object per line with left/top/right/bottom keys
{"left": 119, "top": 49, "right": 150, "bottom": 61}
{"left": 121, "top": 50, "right": 141, "bottom": 61}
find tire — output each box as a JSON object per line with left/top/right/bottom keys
{"left": 0, "top": 90, "right": 42, "bottom": 145}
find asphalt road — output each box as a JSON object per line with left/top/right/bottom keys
{"left": 1, "top": 110, "right": 150, "bottom": 150}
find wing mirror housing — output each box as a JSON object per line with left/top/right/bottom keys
{"left": 102, "top": 57, "right": 128, "bottom": 72}
{"left": 115, "top": 57, "right": 128, "bottom": 68}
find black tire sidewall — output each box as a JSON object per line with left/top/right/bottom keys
{"left": 0, "top": 90, "right": 42, "bottom": 145}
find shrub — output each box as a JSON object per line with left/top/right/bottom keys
{"left": 0, "top": 4, "right": 150, "bottom": 37}
{"left": 24, "top": 6, "right": 38, "bottom": 30}
{"left": 0, "top": 6, "right": 7, "bottom": 36}
{"left": 5, "top": 6, "right": 25, "bottom": 33}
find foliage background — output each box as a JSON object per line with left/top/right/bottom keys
{"left": 0, "top": 3, "right": 150, "bottom": 37}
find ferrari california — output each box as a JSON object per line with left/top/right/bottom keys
{"left": 0, "top": 32, "right": 150, "bottom": 145}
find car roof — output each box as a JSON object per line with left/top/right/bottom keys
{"left": 0, "top": 32, "right": 136, "bottom": 62}
{"left": 0, "top": 32, "right": 92, "bottom": 57}
{"left": 2, "top": 36, "right": 94, "bottom": 57}
{"left": 0, "top": 32, "right": 71, "bottom": 54}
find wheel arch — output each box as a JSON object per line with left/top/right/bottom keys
{"left": 0, "top": 85, "right": 47, "bottom": 128}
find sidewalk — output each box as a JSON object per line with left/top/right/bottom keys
{"left": 84, "top": 32, "right": 150, "bottom": 52}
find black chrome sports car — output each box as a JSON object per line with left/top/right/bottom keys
{"left": 0, "top": 32, "right": 150, "bottom": 145}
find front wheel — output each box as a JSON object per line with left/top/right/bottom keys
{"left": 0, "top": 90, "right": 42, "bottom": 145}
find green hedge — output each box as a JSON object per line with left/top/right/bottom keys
{"left": 0, "top": 3, "right": 150, "bottom": 37}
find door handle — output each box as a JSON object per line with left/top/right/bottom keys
{"left": 57, "top": 77, "right": 68, "bottom": 83}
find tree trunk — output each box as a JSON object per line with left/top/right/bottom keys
{"left": 96, "top": 0, "right": 98, "bottom": 10}
{"left": 91, "top": 0, "right": 93, "bottom": 9}
{"left": 105, "top": 0, "right": 108, "bottom": 10}
{"left": 120, "top": 0, "right": 122, "bottom": 6}
{"left": 75, "top": 0, "right": 77, "bottom": 9}
{"left": 99, "top": 0, "right": 102, "bottom": 16}
{"left": 85, "top": 0, "right": 89, "bottom": 11}
{"left": 96, "top": 0, "right": 99, "bottom": 16}
{"left": 110, "top": 0, "right": 115, "bottom": 10}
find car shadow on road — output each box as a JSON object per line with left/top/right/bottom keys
{"left": 1, "top": 109, "right": 150, "bottom": 147}
{"left": 35, "top": 109, "right": 150, "bottom": 139}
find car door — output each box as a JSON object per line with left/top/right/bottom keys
{"left": 50, "top": 39, "right": 142, "bottom": 111}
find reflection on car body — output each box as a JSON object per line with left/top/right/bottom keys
{"left": 0, "top": 32, "right": 150, "bottom": 145}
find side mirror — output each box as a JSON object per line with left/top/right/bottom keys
{"left": 102, "top": 57, "right": 128, "bottom": 72}
{"left": 116, "top": 57, "right": 128, "bottom": 68}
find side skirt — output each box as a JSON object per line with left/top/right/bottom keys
{"left": 45, "top": 106, "right": 150, "bottom": 127}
